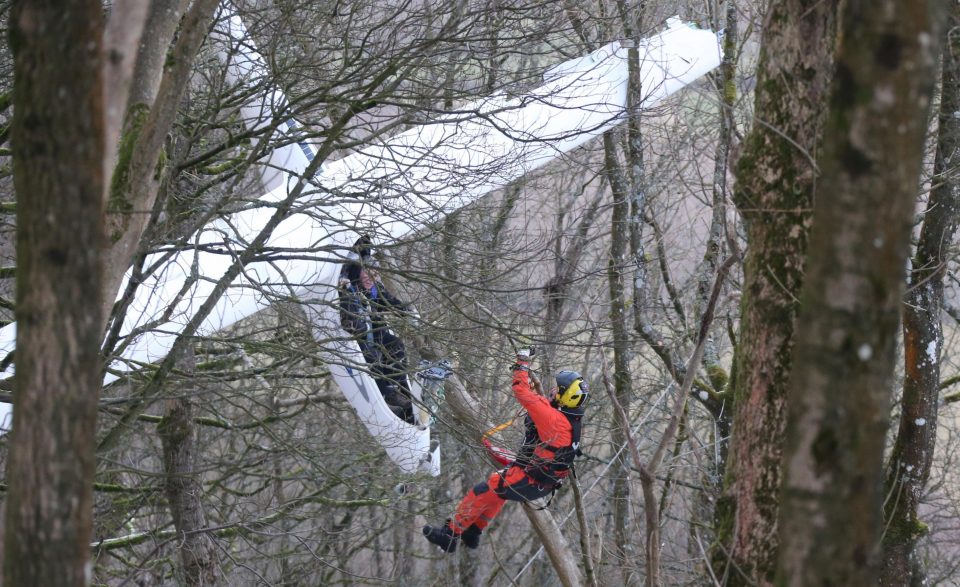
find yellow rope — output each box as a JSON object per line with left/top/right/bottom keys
{"left": 483, "top": 418, "right": 516, "bottom": 438}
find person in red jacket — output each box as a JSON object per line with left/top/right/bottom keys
{"left": 422, "top": 351, "right": 588, "bottom": 553}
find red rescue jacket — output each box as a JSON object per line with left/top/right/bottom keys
{"left": 511, "top": 368, "right": 583, "bottom": 482}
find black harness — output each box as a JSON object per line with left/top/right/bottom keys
{"left": 517, "top": 409, "right": 583, "bottom": 485}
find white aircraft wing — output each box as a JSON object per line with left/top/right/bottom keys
{"left": 0, "top": 12, "right": 719, "bottom": 477}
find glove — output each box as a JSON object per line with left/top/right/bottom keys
{"left": 512, "top": 347, "right": 534, "bottom": 372}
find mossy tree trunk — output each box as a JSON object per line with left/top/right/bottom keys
{"left": 602, "top": 128, "right": 637, "bottom": 584}
{"left": 696, "top": 0, "right": 739, "bottom": 475}
{"left": 624, "top": 6, "right": 664, "bottom": 586}
{"left": 713, "top": 3, "right": 838, "bottom": 585}
{"left": 101, "top": 0, "right": 219, "bottom": 322}
{"left": 777, "top": 1, "right": 945, "bottom": 584}
{"left": 3, "top": 1, "right": 106, "bottom": 585}
{"left": 881, "top": 3, "right": 960, "bottom": 584}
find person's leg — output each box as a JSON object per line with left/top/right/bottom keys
{"left": 379, "top": 332, "right": 412, "bottom": 395}
{"left": 379, "top": 334, "right": 417, "bottom": 424}
{"left": 361, "top": 338, "right": 415, "bottom": 423}
{"left": 450, "top": 466, "right": 545, "bottom": 550}
{"left": 451, "top": 469, "right": 512, "bottom": 533}
{"left": 359, "top": 340, "right": 387, "bottom": 388}
{"left": 382, "top": 385, "right": 415, "bottom": 424}
{"left": 497, "top": 471, "right": 556, "bottom": 502}
{"left": 423, "top": 468, "right": 512, "bottom": 552}
{"left": 422, "top": 523, "right": 459, "bottom": 552}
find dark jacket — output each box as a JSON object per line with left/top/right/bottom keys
{"left": 338, "top": 278, "right": 407, "bottom": 340}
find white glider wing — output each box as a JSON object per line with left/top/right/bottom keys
{"left": 0, "top": 14, "right": 719, "bottom": 477}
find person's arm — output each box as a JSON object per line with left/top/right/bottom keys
{"left": 512, "top": 365, "right": 570, "bottom": 445}
{"left": 372, "top": 281, "right": 424, "bottom": 329}
{"left": 338, "top": 281, "right": 364, "bottom": 335}
{"left": 373, "top": 281, "right": 407, "bottom": 310}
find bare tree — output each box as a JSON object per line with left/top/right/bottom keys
{"left": 18, "top": 1, "right": 960, "bottom": 586}
{"left": 713, "top": 3, "right": 838, "bottom": 585}
{"left": 777, "top": 1, "right": 946, "bottom": 584}
{"left": 881, "top": 3, "right": 960, "bottom": 584}
{"left": 4, "top": 1, "right": 108, "bottom": 584}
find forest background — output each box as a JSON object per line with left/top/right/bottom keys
{"left": 0, "top": 0, "right": 956, "bottom": 586}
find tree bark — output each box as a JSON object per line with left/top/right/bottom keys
{"left": 101, "top": 0, "right": 149, "bottom": 187}
{"left": 714, "top": 3, "right": 838, "bottom": 585}
{"left": 603, "top": 130, "right": 636, "bottom": 584}
{"left": 696, "top": 0, "right": 738, "bottom": 475}
{"left": 4, "top": 1, "right": 106, "bottom": 585}
{"left": 102, "top": 0, "right": 219, "bottom": 320}
{"left": 881, "top": 4, "right": 960, "bottom": 584}
{"left": 622, "top": 7, "right": 652, "bottom": 580}
{"left": 159, "top": 390, "right": 219, "bottom": 586}
{"left": 777, "top": 2, "right": 945, "bottom": 585}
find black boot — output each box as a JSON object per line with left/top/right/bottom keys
{"left": 383, "top": 385, "right": 417, "bottom": 425}
{"left": 461, "top": 524, "right": 483, "bottom": 549}
{"left": 422, "top": 523, "right": 458, "bottom": 553}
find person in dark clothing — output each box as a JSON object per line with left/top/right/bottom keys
{"left": 338, "top": 236, "right": 417, "bottom": 424}
{"left": 422, "top": 350, "right": 588, "bottom": 552}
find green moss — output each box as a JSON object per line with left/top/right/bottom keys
{"left": 93, "top": 482, "right": 143, "bottom": 493}
{"left": 107, "top": 103, "right": 150, "bottom": 243}
{"left": 706, "top": 363, "right": 729, "bottom": 392}
{"left": 711, "top": 493, "right": 739, "bottom": 575}
{"left": 157, "top": 411, "right": 190, "bottom": 445}
{"left": 198, "top": 158, "right": 245, "bottom": 176}
{"left": 883, "top": 514, "right": 929, "bottom": 545}
{"left": 723, "top": 76, "right": 737, "bottom": 106}
{"left": 195, "top": 356, "right": 241, "bottom": 372}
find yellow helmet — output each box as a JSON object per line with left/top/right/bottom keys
{"left": 555, "top": 370, "right": 588, "bottom": 409}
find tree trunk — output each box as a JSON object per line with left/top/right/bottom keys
{"left": 881, "top": 4, "right": 960, "bottom": 584}
{"left": 603, "top": 130, "right": 636, "bottom": 584}
{"left": 691, "top": 7, "right": 739, "bottom": 568}
{"left": 101, "top": 0, "right": 219, "bottom": 320}
{"left": 696, "top": 0, "right": 739, "bottom": 474}
{"left": 622, "top": 9, "right": 656, "bottom": 582}
{"left": 3, "top": 1, "right": 106, "bottom": 585}
{"left": 159, "top": 385, "right": 219, "bottom": 585}
{"left": 714, "top": 3, "right": 838, "bottom": 585}
{"left": 777, "top": 2, "right": 945, "bottom": 584}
